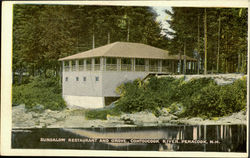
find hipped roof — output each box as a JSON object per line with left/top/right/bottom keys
{"left": 59, "top": 42, "right": 196, "bottom": 61}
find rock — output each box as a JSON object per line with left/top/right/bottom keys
{"left": 31, "top": 104, "right": 45, "bottom": 112}
{"left": 45, "top": 109, "right": 52, "bottom": 113}
{"left": 157, "top": 116, "right": 171, "bottom": 124}
{"left": 217, "top": 110, "right": 247, "bottom": 124}
{"left": 120, "top": 111, "right": 158, "bottom": 125}
{"left": 174, "top": 117, "right": 204, "bottom": 125}
{"left": 159, "top": 107, "right": 170, "bottom": 116}
{"left": 106, "top": 115, "right": 120, "bottom": 121}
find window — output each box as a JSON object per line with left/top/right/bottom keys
{"left": 83, "top": 77, "right": 86, "bottom": 81}
{"left": 95, "top": 58, "right": 100, "bottom": 64}
{"left": 149, "top": 59, "right": 158, "bottom": 66}
{"left": 76, "top": 77, "right": 79, "bottom": 81}
{"left": 106, "top": 57, "right": 117, "bottom": 64}
{"left": 86, "top": 58, "right": 91, "bottom": 64}
{"left": 79, "top": 59, "right": 84, "bottom": 65}
{"left": 64, "top": 61, "right": 69, "bottom": 66}
{"left": 135, "top": 58, "right": 145, "bottom": 65}
{"left": 162, "top": 60, "right": 169, "bottom": 67}
{"left": 121, "top": 58, "right": 131, "bottom": 65}
{"left": 95, "top": 76, "right": 99, "bottom": 81}
{"left": 65, "top": 77, "right": 68, "bottom": 81}
{"left": 71, "top": 60, "right": 76, "bottom": 66}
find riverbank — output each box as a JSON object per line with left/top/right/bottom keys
{"left": 12, "top": 104, "right": 247, "bottom": 128}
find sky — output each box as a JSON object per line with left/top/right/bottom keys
{"left": 152, "top": 6, "right": 174, "bottom": 38}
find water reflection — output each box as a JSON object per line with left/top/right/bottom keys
{"left": 12, "top": 124, "right": 246, "bottom": 152}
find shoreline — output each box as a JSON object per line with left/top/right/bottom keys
{"left": 12, "top": 105, "right": 247, "bottom": 129}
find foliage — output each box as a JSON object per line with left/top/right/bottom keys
{"left": 13, "top": 5, "right": 167, "bottom": 84}
{"left": 115, "top": 76, "right": 247, "bottom": 118}
{"left": 12, "top": 76, "right": 66, "bottom": 111}
{"left": 184, "top": 77, "right": 247, "bottom": 118}
{"left": 116, "top": 77, "right": 183, "bottom": 116}
{"left": 165, "top": 8, "right": 247, "bottom": 74}
{"left": 85, "top": 106, "right": 122, "bottom": 120}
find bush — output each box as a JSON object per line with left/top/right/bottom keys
{"left": 182, "top": 77, "right": 247, "bottom": 118}
{"left": 85, "top": 106, "right": 122, "bottom": 120}
{"left": 115, "top": 77, "right": 184, "bottom": 115}
{"left": 115, "top": 76, "right": 247, "bottom": 118}
{"left": 12, "top": 76, "right": 66, "bottom": 111}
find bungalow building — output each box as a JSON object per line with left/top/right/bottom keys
{"left": 59, "top": 42, "right": 196, "bottom": 108}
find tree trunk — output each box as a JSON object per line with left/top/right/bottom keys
{"left": 225, "top": 58, "right": 228, "bottom": 73}
{"left": 238, "top": 53, "right": 241, "bottom": 73}
{"left": 183, "top": 41, "right": 186, "bottom": 74}
{"left": 216, "top": 15, "right": 221, "bottom": 73}
{"left": 92, "top": 33, "right": 95, "bottom": 49}
{"left": 197, "top": 15, "right": 200, "bottom": 74}
{"left": 92, "top": 24, "right": 95, "bottom": 49}
{"left": 127, "top": 22, "right": 130, "bottom": 42}
{"left": 179, "top": 52, "right": 182, "bottom": 74}
{"left": 18, "top": 69, "right": 23, "bottom": 85}
{"left": 241, "top": 53, "right": 245, "bottom": 73}
{"left": 204, "top": 8, "right": 208, "bottom": 75}
{"left": 107, "top": 32, "right": 110, "bottom": 44}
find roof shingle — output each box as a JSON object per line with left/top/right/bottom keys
{"left": 59, "top": 42, "right": 196, "bottom": 61}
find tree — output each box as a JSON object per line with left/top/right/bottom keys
{"left": 165, "top": 7, "right": 247, "bottom": 74}
{"left": 13, "top": 5, "right": 167, "bottom": 84}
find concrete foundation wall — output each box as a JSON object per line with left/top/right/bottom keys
{"left": 63, "top": 95, "right": 104, "bottom": 108}
{"left": 63, "top": 71, "right": 103, "bottom": 96}
{"left": 62, "top": 70, "right": 148, "bottom": 108}
{"left": 102, "top": 71, "right": 148, "bottom": 96}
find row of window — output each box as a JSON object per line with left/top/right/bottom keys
{"left": 65, "top": 76, "right": 99, "bottom": 82}
{"left": 64, "top": 58, "right": 180, "bottom": 67}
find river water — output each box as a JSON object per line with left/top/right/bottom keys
{"left": 12, "top": 124, "right": 246, "bottom": 152}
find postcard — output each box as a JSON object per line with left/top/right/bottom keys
{"left": 1, "top": 0, "right": 249, "bottom": 157}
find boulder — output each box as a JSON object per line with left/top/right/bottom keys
{"left": 31, "top": 104, "right": 45, "bottom": 112}
{"left": 120, "top": 111, "right": 158, "bottom": 125}
{"left": 106, "top": 115, "right": 121, "bottom": 122}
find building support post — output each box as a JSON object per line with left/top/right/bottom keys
{"left": 91, "top": 58, "right": 95, "bottom": 71}
{"left": 100, "top": 57, "right": 104, "bottom": 71}
{"left": 183, "top": 42, "right": 186, "bottom": 75}
{"left": 84, "top": 59, "right": 87, "bottom": 71}
{"left": 76, "top": 60, "right": 79, "bottom": 71}
{"left": 145, "top": 59, "right": 149, "bottom": 72}
{"left": 117, "top": 58, "right": 121, "bottom": 71}
{"left": 132, "top": 58, "right": 135, "bottom": 71}
{"left": 158, "top": 60, "right": 162, "bottom": 72}
{"left": 69, "top": 60, "right": 72, "bottom": 71}
{"left": 172, "top": 61, "right": 175, "bottom": 73}
{"left": 103, "top": 58, "right": 106, "bottom": 71}
{"left": 62, "top": 61, "right": 64, "bottom": 72}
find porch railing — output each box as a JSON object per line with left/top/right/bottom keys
{"left": 121, "top": 64, "right": 132, "bottom": 71}
{"left": 149, "top": 65, "right": 158, "bottom": 72}
{"left": 135, "top": 65, "right": 145, "bottom": 71}
{"left": 79, "top": 65, "right": 84, "bottom": 71}
{"left": 64, "top": 66, "right": 70, "bottom": 72}
{"left": 72, "top": 65, "right": 77, "bottom": 71}
{"left": 162, "top": 66, "right": 170, "bottom": 73}
{"left": 64, "top": 64, "right": 171, "bottom": 73}
{"left": 106, "top": 64, "right": 117, "bottom": 71}
{"left": 86, "top": 64, "right": 92, "bottom": 71}
{"left": 94, "top": 64, "right": 100, "bottom": 71}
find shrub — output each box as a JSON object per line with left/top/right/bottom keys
{"left": 12, "top": 76, "right": 66, "bottom": 111}
{"left": 85, "top": 106, "right": 122, "bottom": 120}
{"left": 115, "top": 76, "right": 247, "bottom": 118}
{"left": 175, "top": 77, "right": 247, "bottom": 118}
{"left": 115, "top": 77, "right": 184, "bottom": 115}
